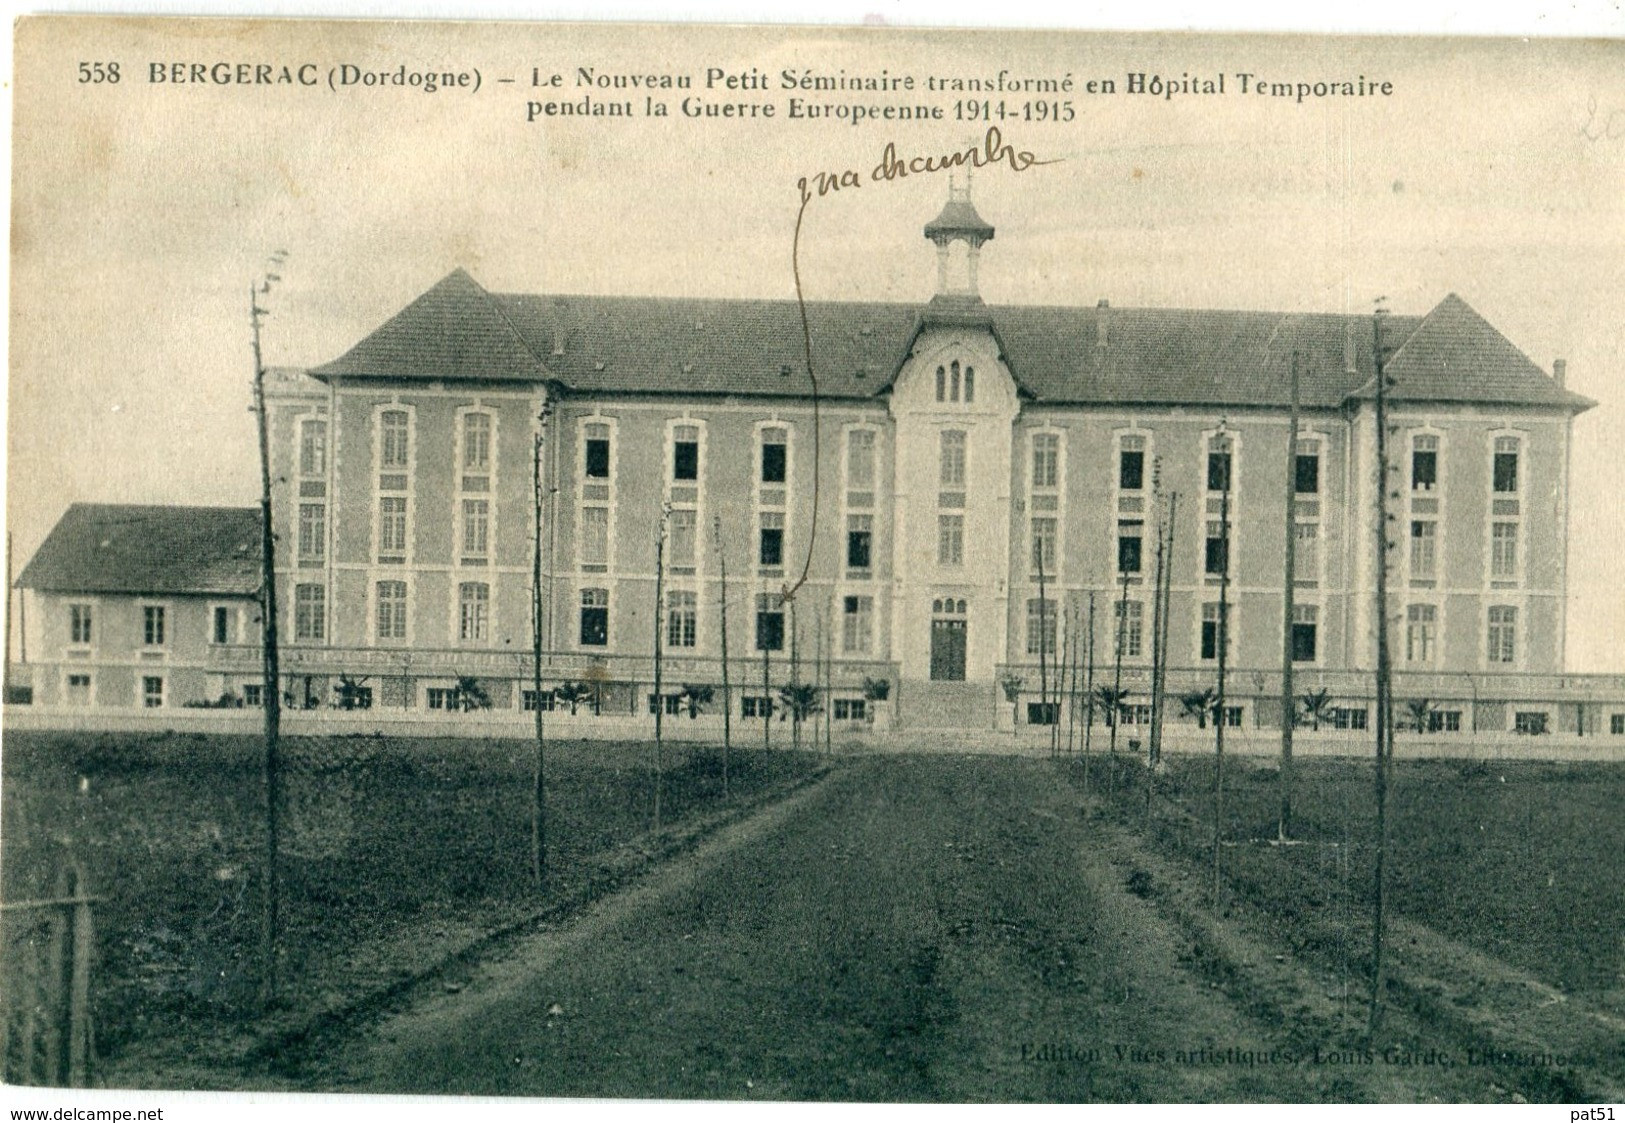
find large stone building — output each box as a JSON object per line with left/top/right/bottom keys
{"left": 17, "top": 195, "right": 1625, "bottom": 738}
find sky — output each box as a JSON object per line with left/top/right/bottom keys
{"left": 6, "top": 17, "right": 1624, "bottom": 670}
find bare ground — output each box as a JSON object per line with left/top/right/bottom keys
{"left": 245, "top": 754, "right": 1612, "bottom": 1102}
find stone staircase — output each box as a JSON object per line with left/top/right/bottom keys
{"left": 895, "top": 679, "right": 999, "bottom": 731}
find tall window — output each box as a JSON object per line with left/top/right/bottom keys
{"left": 672, "top": 424, "right": 700, "bottom": 481}
{"left": 69, "top": 604, "right": 92, "bottom": 645}
{"left": 939, "top": 430, "right": 966, "bottom": 488}
{"left": 1291, "top": 604, "right": 1318, "bottom": 662}
{"left": 1409, "top": 520, "right": 1437, "bottom": 579}
{"left": 1206, "top": 437, "right": 1233, "bottom": 492}
{"left": 1118, "top": 520, "right": 1143, "bottom": 575}
{"left": 213, "top": 606, "right": 233, "bottom": 645}
{"left": 1030, "top": 517, "right": 1057, "bottom": 575}
{"left": 462, "top": 413, "right": 491, "bottom": 473}
{"left": 298, "top": 503, "right": 326, "bottom": 562}
{"left": 379, "top": 497, "right": 408, "bottom": 557}
{"left": 1200, "top": 602, "right": 1224, "bottom": 661}
{"left": 143, "top": 605, "right": 166, "bottom": 647}
{"left": 1295, "top": 523, "right": 1319, "bottom": 579}
{"left": 462, "top": 499, "right": 490, "bottom": 558}
{"left": 1294, "top": 445, "right": 1320, "bottom": 493}
{"left": 580, "top": 588, "right": 609, "bottom": 646}
{"left": 1487, "top": 605, "right": 1517, "bottom": 664}
{"left": 842, "top": 595, "right": 873, "bottom": 653}
{"left": 376, "top": 581, "right": 407, "bottom": 641}
{"left": 935, "top": 360, "right": 975, "bottom": 403}
{"left": 580, "top": 506, "right": 609, "bottom": 567}
{"left": 666, "top": 590, "right": 697, "bottom": 648}
{"left": 1204, "top": 520, "right": 1229, "bottom": 576}
{"left": 584, "top": 423, "right": 611, "bottom": 479}
{"left": 1491, "top": 521, "right": 1518, "bottom": 579}
{"left": 1026, "top": 598, "right": 1056, "bottom": 656}
{"left": 380, "top": 410, "right": 410, "bottom": 469}
{"left": 1119, "top": 435, "right": 1145, "bottom": 491}
{"left": 1031, "top": 433, "right": 1059, "bottom": 489}
{"left": 938, "top": 514, "right": 964, "bottom": 567}
{"left": 759, "top": 512, "right": 784, "bottom": 567}
{"left": 760, "top": 427, "right": 787, "bottom": 484}
{"left": 847, "top": 429, "right": 875, "bottom": 490}
{"left": 459, "top": 582, "right": 489, "bottom": 642}
{"left": 668, "top": 509, "right": 697, "bottom": 569}
{"left": 755, "top": 593, "right": 784, "bottom": 651}
{"left": 1493, "top": 437, "right": 1520, "bottom": 493}
{"left": 295, "top": 585, "right": 325, "bottom": 642}
{"left": 1411, "top": 435, "right": 1438, "bottom": 492}
{"left": 846, "top": 514, "right": 872, "bottom": 570}
{"left": 1406, "top": 604, "right": 1436, "bottom": 663}
{"left": 1115, "top": 600, "right": 1144, "bottom": 658}
{"left": 300, "top": 419, "right": 327, "bottom": 476}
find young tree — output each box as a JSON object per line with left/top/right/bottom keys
{"left": 1404, "top": 697, "right": 1434, "bottom": 734}
{"left": 1300, "top": 687, "right": 1335, "bottom": 731}
{"left": 530, "top": 402, "right": 552, "bottom": 891}
{"left": 1279, "top": 351, "right": 1302, "bottom": 842}
{"left": 454, "top": 675, "right": 492, "bottom": 712}
{"left": 1181, "top": 688, "right": 1218, "bottom": 729}
{"left": 250, "top": 251, "right": 287, "bottom": 1007}
{"left": 555, "top": 681, "right": 592, "bottom": 715}
{"left": 680, "top": 683, "right": 715, "bottom": 719}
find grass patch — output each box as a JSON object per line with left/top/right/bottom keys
{"left": 1, "top": 730, "right": 824, "bottom": 1067}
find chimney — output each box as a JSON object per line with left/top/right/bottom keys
{"left": 1096, "top": 299, "right": 1110, "bottom": 349}
{"left": 1553, "top": 358, "right": 1566, "bottom": 388}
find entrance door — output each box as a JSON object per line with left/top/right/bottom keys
{"left": 930, "top": 618, "right": 967, "bottom": 681}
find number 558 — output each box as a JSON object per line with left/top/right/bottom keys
{"left": 77, "top": 61, "right": 120, "bottom": 83}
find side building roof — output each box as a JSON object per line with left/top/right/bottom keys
{"left": 310, "top": 269, "right": 1593, "bottom": 413}
{"left": 17, "top": 504, "right": 262, "bottom": 597}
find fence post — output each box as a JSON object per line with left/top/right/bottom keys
{"left": 45, "top": 870, "right": 70, "bottom": 1084}
{"left": 69, "top": 867, "right": 94, "bottom": 1086}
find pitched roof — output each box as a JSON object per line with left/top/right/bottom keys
{"left": 313, "top": 268, "right": 547, "bottom": 383}
{"left": 309, "top": 270, "right": 1592, "bottom": 413}
{"left": 1345, "top": 293, "right": 1592, "bottom": 409}
{"left": 18, "top": 504, "right": 262, "bottom": 596}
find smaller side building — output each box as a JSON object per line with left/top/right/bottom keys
{"left": 14, "top": 504, "right": 263, "bottom": 708}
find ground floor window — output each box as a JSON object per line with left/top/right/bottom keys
{"left": 66, "top": 673, "right": 91, "bottom": 704}
{"left": 427, "top": 686, "right": 458, "bottom": 711}
{"left": 1612, "top": 713, "right": 1625, "bottom": 735}
{"left": 1027, "top": 701, "right": 1059, "bottom": 726}
{"left": 832, "top": 698, "right": 866, "bottom": 721}
{"left": 1118, "top": 703, "right": 1154, "bottom": 726}
{"left": 647, "top": 693, "right": 683, "bottom": 716}
{"left": 1221, "top": 705, "right": 1243, "bottom": 728}
{"left": 742, "top": 695, "right": 773, "bottom": 718}
{"left": 1427, "top": 710, "right": 1463, "bottom": 733}
{"left": 1329, "top": 706, "right": 1367, "bottom": 731}
{"left": 243, "top": 683, "right": 263, "bottom": 707}
{"left": 1513, "top": 711, "right": 1549, "bottom": 735}
{"left": 522, "top": 689, "right": 556, "bottom": 712}
{"left": 142, "top": 676, "right": 164, "bottom": 708}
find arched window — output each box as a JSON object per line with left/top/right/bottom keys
{"left": 950, "top": 360, "right": 961, "bottom": 402}
{"left": 935, "top": 365, "right": 946, "bottom": 402}
{"left": 964, "top": 365, "right": 975, "bottom": 403}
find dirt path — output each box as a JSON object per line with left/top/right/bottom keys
{"left": 281, "top": 755, "right": 1548, "bottom": 1101}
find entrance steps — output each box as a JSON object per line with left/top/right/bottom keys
{"left": 895, "top": 679, "right": 998, "bottom": 731}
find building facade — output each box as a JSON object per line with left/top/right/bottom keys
{"left": 17, "top": 196, "right": 1625, "bottom": 737}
